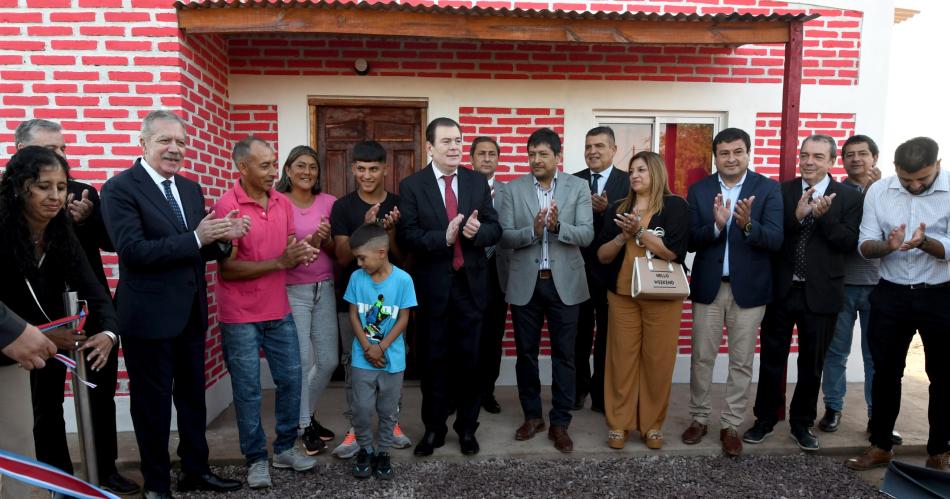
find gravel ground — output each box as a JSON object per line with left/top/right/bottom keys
{"left": 174, "top": 455, "right": 883, "bottom": 498}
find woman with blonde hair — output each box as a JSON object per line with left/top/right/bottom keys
{"left": 594, "top": 151, "right": 689, "bottom": 450}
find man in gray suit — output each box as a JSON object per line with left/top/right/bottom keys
{"left": 499, "top": 128, "right": 594, "bottom": 453}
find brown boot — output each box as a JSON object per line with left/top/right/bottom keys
{"left": 720, "top": 428, "right": 743, "bottom": 457}
{"left": 926, "top": 451, "right": 949, "bottom": 471}
{"left": 845, "top": 446, "right": 894, "bottom": 470}
{"left": 681, "top": 421, "right": 707, "bottom": 445}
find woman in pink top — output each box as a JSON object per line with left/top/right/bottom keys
{"left": 276, "top": 145, "right": 339, "bottom": 455}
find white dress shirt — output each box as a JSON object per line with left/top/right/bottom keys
{"left": 141, "top": 158, "right": 202, "bottom": 248}
{"left": 859, "top": 170, "right": 950, "bottom": 285}
{"left": 431, "top": 162, "right": 459, "bottom": 207}
{"left": 534, "top": 173, "right": 558, "bottom": 270}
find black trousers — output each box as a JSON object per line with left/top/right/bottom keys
{"left": 31, "top": 344, "right": 120, "bottom": 476}
{"left": 512, "top": 277, "right": 578, "bottom": 428}
{"left": 574, "top": 271, "right": 608, "bottom": 409}
{"left": 122, "top": 296, "right": 210, "bottom": 493}
{"left": 868, "top": 281, "right": 950, "bottom": 455}
{"left": 477, "top": 255, "right": 509, "bottom": 399}
{"left": 753, "top": 285, "right": 836, "bottom": 428}
{"left": 418, "top": 271, "right": 483, "bottom": 437}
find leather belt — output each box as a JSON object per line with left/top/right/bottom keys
{"left": 538, "top": 269, "right": 553, "bottom": 280}
{"left": 883, "top": 279, "right": 950, "bottom": 290}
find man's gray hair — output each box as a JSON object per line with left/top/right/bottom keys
{"left": 14, "top": 119, "right": 62, "bottom": 147}
{"left": 141, "top": 110, "right": 188, "bottom": 140}
{"left": 231, "top": 135, "right": 271, "bottom": 164}
{"left": 801, "top": 134, "right": 838, "bottom": 160}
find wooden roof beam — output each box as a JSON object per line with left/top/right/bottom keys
{"left": 178, "top": 7, "right": 793, "bottom": 44}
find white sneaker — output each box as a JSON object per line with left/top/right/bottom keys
{"left": 392, "top": 422, "right": 413, "bottom": 449}
{"left": 247, "top": 460, "right": 272, "bottom": 489}
{"left": 332, "top": 428, "right": 359, "bottom": 459}
{"left": 272, "top": 446, "right": 317, "bottom": 472}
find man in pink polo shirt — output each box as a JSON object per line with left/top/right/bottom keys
{"left": 215, "top": 136, "right": 319, "bottom": 489}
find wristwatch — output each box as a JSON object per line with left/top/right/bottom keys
{"left": 743, "top": 221, "right": 753, "bottom": 235}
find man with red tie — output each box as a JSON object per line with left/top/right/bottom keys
{"left": 397, "top": 118, "right": 501, "bottom": 457}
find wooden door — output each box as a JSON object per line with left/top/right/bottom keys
{"left": 312, "top": 101, "right": 426, "bottom": 199}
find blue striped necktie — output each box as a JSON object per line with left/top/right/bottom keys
{"left": 162, "top": 179, "right": 187, "bottom": 230}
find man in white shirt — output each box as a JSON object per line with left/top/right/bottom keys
{"left": 846, "top": 136, "right": 950, "bottom": 471}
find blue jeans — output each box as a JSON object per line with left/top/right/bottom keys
{"left": 221, "top": 314, "right": 302, "bottom": 465}
{"left": 821, "top": 285, "right": 874, "bottom": 415}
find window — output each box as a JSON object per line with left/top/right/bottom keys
{"left": 594, "top": 112, "right": 725, "bottom": 196}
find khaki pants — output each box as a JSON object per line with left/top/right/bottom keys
{"left": 604, "top": 291, "right": 683, "bottom": 434}
{"left": 688, "top": 283, "right": 765, "bottom": 429}
{"left": 0, "top": 365, "right": 39, "bottom": 499}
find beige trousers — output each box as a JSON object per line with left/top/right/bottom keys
{"left": 0, "top": 364, "right": 40, "bottom": 499}
{"left": 688, "top": 283, "right": 766, "bottom": 429}
{"left": 604, "top": 291, "right": 684, "bottom": 435}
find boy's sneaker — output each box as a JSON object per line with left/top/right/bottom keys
{"left": 392, "top": 423, "right": 412, "bottom": 449}
{"left": 308, "top": 416, "right": 336, "bottom": 441}
{"left": 247, "top": 460, "right": 272, "bottom": 489}
{"left": 272, "top": 447, "right": 317, "bottom": 472}
{"left": 372, "top": 452, "right": 394, "bottom": 480}
{"left": 303, "top": 423, "right": 327, "bottom": 455}
{"left": 352, "top": 448, "right": 373, "bottom": 479}
{"left": 333, "top": 428, "right": 360, "bottom": 459}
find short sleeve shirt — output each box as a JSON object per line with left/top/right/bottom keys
{"left": 285, "top": 192, "right": 337, "bottom": 285}
{"left": 215, "top": 181, "right": 294, "bottom": 323}
{"left": 343, "top": 265, "right": 416, "bottom": 373}
{"left": 329, "top": 190, "right": 400, "bottom": 287}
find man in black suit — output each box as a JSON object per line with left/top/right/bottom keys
{"left": 743, "top": 134, "right": 862, "bottom": 452}
{"left": 469, "top": 136, "right": 510, "bottom": 415}
{"left": 14, "top": 118, "right": 140, "bottom": 495}
{"left": 572, "top": 126, "right": 629, "bottom": 412}
{"left": 397, "top": 118, "right": 501, "bottom": 456}
{"left": 101, "top": 110, "right": 244, "bottom": 498}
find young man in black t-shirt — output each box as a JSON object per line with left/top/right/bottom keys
{"left": 329, "top": 140, "right": 410, "bottom": 457}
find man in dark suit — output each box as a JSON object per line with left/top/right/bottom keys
{"left": 101, "top": 110, "right": 244, "bottom": 498}
{"left": 682, "top": 128, "right": 784, "bottom": 457}
{"left": 572, "top": 126, "right": 629, "bottom": 412}
{"left": 14, "top": 118, "right": 140, "bottom": 495}
{"left": 397, "top": 118, "right": 501, "bottom": 456}
{"left": 469, "top": 136, "right": 511, "bottom": 415}
{"left": 744, "top": 134, "right": 862, "bottom": 452}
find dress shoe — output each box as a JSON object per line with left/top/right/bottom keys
{"left": 866, "top": 420, "right": 904, "bottom": 445}
{"left": 459, "top": 433, "right": 480, "bottom": 455}
{"left": 143, "top": 491, "right": 174, "bottom": 499}
{"left": 515, "top": 418, "right": 546, "bottom": 441}
{"left": 176, "top": 471, "right": 241, "bottom": 492}
{"left": 817, "top": 408, "right": 841, "bottom": 432}
{"left": 100, "top": 471, "right": 141, "bottom": 496}
{"left": 846, "top": 446, "right": 894, "bottom": 470}
{"left": 572, "top": 393, "right": 587, "bottom": 411}
{"left": 681, "top": 421, "right": 707, "bottom": 445}
{"left": 790, "top": 425, "right": 819, "bottom": 451}
{"left": 926, "top": 451, "right": 949, "bottom": 471}
{"left": 482, "top": 395, "right": 501, "bottom": 414}
{"left": 413, "top": 431, "right": 445, "bottom": 456}
{"left": 720, "top": 428, "right": 743, "bottom": 457}
{"left": 742, "top": 419, "right": 774, "bottom": 444}
{"left": 548, "top": 425, "right": 573, "bottom": 453}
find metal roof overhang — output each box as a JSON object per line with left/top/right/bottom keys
{"left": 175, "top": 0, "right": 818, "bottom": 46}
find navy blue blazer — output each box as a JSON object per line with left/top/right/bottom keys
{"left": 101, "top": 159, "right": 230, "bottom": 340}
{"left": 687, "top": 170, "right": 784, "bottom": 308}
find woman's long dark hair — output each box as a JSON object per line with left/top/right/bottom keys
{"left": 0, "top": 146, "right": 84, "bottom": 282}
{"left": 276, "top": 145, "right": 321, "bottom": 195}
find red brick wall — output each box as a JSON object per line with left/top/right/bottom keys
{"left": 227, "top": 5, "right": 860, "bottom": 86}
{"left": 754, "top": 112, "right": 856, "bottom": 180}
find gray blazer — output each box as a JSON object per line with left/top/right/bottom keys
{"left": 499, "top": 172, "right": 594, "bottom": 306}
{"left": 492, "top": 180, "right": 513, "bottom": 291}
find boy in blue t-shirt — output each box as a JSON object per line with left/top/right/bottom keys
{"left": 343, "top": 223, "right": 416, "bottom": 480}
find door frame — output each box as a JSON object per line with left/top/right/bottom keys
{"left": 307, "top": 96, "right": 429, "bottom": 156}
